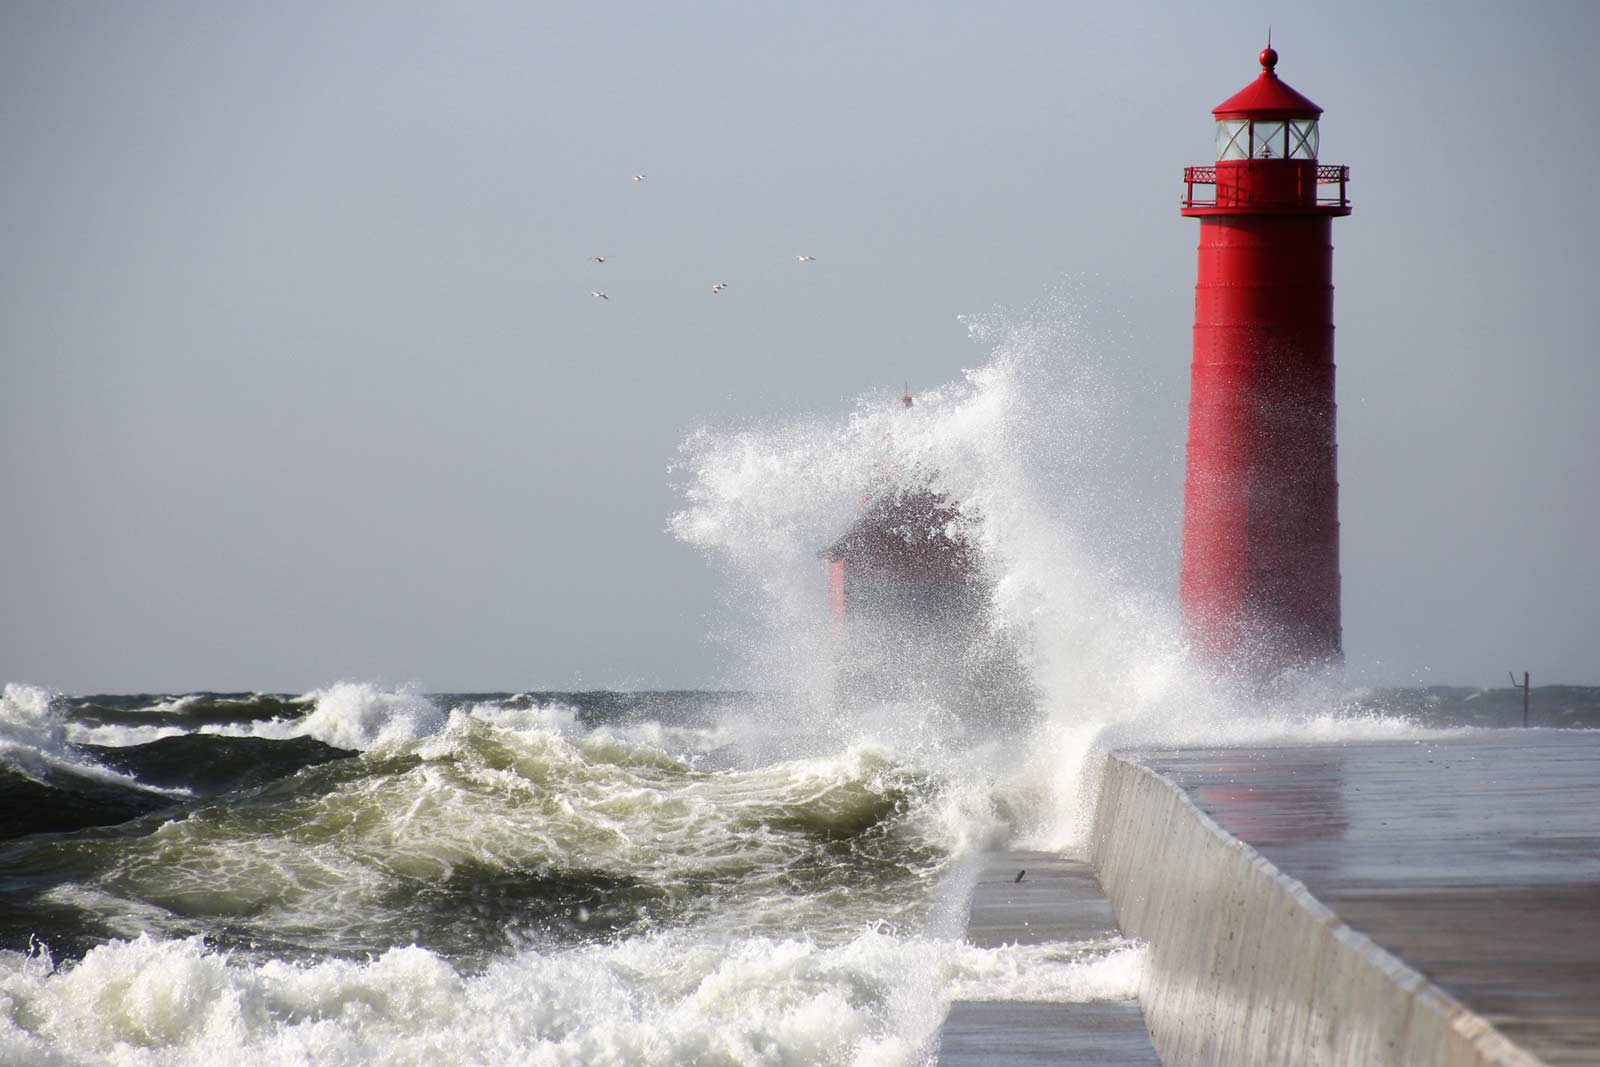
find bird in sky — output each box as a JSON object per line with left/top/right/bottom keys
{"left": 632, "top": 173, "right": 647, "bottom": 182}
{"left": 711, "top": 282, "right": 727, "bottom": 294}
{"left": 590, "top": 291, "right": 609, "bottom": 300}
{"left": 590, "top": 256, "right": 607, "bottom": 263}
{"left": 1014, "top": 870, "right": 1026, "bottom": 883}
{"left": 795, "top": 255, "right": 816, "bottom": 262}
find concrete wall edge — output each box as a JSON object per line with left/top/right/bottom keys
{"left": 1089, "top": 752, "right": 1548, "bottom": 1067}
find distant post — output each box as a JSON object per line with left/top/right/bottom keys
{"left": 1510, "top": 670, "right": 1530, "bottom": 727}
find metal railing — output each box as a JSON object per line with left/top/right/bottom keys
{"left": 1182, "top": 164, "right": 1350, "bottom": 210}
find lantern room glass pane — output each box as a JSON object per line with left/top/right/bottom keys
{"left": 1288, "top": 119, "right": 1319, "bottom": 159}
{"left": 1252, "top": 121, "right": 1286, "bottom": 159}
{"left": 1215, "top": 120, "right": 1248, "bottom": 160}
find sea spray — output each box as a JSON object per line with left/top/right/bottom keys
{"left": 293, "top": 682, "right": 447, "bottom": 751}
{"left": 669, "top": 292, "right": 1462, "bottom": 855}
{"left": 1, "top": 684, "right": 87, "bottom": 781}
{"left": 671, "top": 295, "right": 1194, "bottom": 846}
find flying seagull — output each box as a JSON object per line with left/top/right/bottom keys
{"left": 795, "top": 255, "right": 816, "bottom": 262}
{"left": 589, "top": 256, "right": 607, "bottom": 263}
{"left": 632, "top": 173, "right": 647, "bottom": 182}
{"left": 711, "top": 282, "right": 727, "bottom": 294}
{"left": 590, "top": 291, "right": 608, "bottom": 300}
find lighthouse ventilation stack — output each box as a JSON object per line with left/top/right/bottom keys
{"left": 1178, "top": 46, "right": 1352, "bottom": 675}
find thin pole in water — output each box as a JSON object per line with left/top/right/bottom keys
{"left": 1510, "top": 670, "right": 1531, "bottom": 727}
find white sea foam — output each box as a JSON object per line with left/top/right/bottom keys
{"left": 63, "top": 693, "right": 249, "bottom": 748}
{"left": 0, "top": 929, "right": 1142, "bottom": 1067}
{"left": 202, "top": 683, "right": 448, "bottom": 751}
{"left": 0, "top": 683, "right": 171, "bottom": 792}
{"left": 147, "top": 695, "right": 206, "bottom": 714}
{"left": 199, "top": 686, "right": 738, "bottom": 766}
{"left": 295, "top": 683, "right": 447, "bottom": 750}
{"left": 66, "top": 723, "right": 190, "bottom": 748}
{"left": 458, "top": 696, "right": 582, "bottom": 738}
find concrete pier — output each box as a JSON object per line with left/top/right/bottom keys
{"left": 937, "top": 851, "right": 1161, "bottom": 1065}
{"left": 1092, "top": 733, "right": 1600, "bottom": 1066}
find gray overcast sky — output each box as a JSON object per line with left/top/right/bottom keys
{"left": 3, "top": 1, "right": 1596, "bottom": 693}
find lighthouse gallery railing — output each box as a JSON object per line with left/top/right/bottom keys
{"left": 1182, "top": 164, "right": 1350, "bottom": 210}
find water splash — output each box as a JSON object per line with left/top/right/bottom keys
{"left": 671, "top": 291, "right": 1457, "bottom": 853}
{"left": 293, "top": 683, "right": 447, "bottom": 751}
{"left": 0, "top": 683, "right": 73, "bottom": 778}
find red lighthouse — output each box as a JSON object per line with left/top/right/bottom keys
{"left": 1179, "top": 46, "right": 1352, "bottom": 672}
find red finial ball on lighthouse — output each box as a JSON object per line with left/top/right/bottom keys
{"left": 1178, "top": 47, "right": 1352, "bottom": 677}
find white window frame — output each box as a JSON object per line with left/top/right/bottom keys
{"left": 1216, "top": 120, "right": 1248, "bottom": 160}
{"left": 1288, "top": 119, "right": 1319, "bottom": 160}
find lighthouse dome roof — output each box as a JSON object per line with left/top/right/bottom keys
{"left": 1212, "top": 47, "right": 1323, "bottom": 120}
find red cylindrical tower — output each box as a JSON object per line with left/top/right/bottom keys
{"left": 1179, "top": 46, "right": 1351, "bottom": 672}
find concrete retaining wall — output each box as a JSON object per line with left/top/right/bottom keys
{"left": 1088, "top": 754, "right": 1544, "bottom": 1067}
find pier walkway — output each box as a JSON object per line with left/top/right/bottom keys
{"left": 936, "top": 851, "right": 1160, "bottom": 1066}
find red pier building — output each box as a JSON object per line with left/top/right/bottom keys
{"left": 1179, "top": 46, "right": 1352, "bottom": 673}
{"left": 822, "top": 393, "right": 1031, "bottom": 717}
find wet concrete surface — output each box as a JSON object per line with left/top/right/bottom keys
{"left": 937, "top": 851, "right": 1160, "bottom": 1065}
{"left": 963, "top": 851, "right": 1122, "bottom": 949}
{"left": 940, "top": 1002, "right": 1161, "bottom": 1066}
{"left": 1133, "top": 731, "right": 1600, "bottom": 1066}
